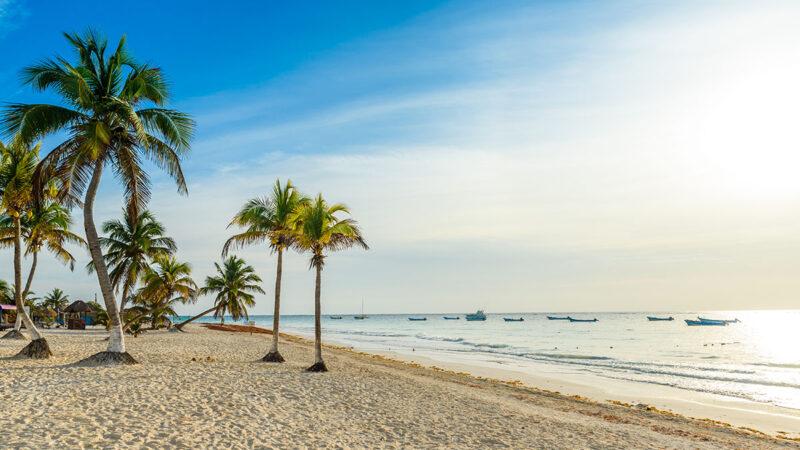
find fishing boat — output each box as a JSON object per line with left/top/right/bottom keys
{"left": 503, "top": 317, "right": 524, "bottom": 322}
{"left": 465, "top": 310, "right": 487, "bottom": 321}
{"left": 547, "top": 316, "right": 570, "bottom": 320}
{"left": 698, "top": 317, "right": 739, "bottom": 324}
{"left": 329, "top": 316, "right": 343, "bottom": 320}
{"left": 408, "top": 317, "right": 427, "bottom": 321}
{"left": 443, "top": 316, "right": 460, "bottom": 320}
{"left": 354, "top": 299, "right": 368, "bottom": 320}
{"left": 647, "top": 316, "right": 674, "bottom": 321}
{"left": 567, "top": 317, "right": 598, "bottom": 323}
{"left": 685, "top": 319, "right": 726, "bottom": 326}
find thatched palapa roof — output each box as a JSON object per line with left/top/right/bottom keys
{"left": 63, "top": 300, "right": 94, "bottom": 314}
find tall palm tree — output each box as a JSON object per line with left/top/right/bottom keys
{"left": 223, "top": 179, "right": 309, "bottom": 362}
{"left": 125, "top": 255, "right": 196, "bottom": 331}
{"left": 175, "top": 256, "right": 264, "bottom": 331}
{"left": 0, "top": 140, "right": 51, "bottom": 354}
{"left": 292, "top": 195, "right": 368, "bottom": 372}
{"left": 3, "top": 30, "right": 195, "bottom": 363}
{"left": 90, "top": 210, "right": 176, "bottom": 320}
{"left": 0, "top": 201, "right": 85, "bottom": 302}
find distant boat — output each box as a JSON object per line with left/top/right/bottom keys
{"left": 465, "top": 310, "right": 487, "bottom": 321}
{"left": 443, "top": 316, "right": 460, "bottom": 320}
{"left": 647, "top": 316, "right": 674, "bottom": 321}
{"left": 354, "top": 299, "right": 368, "bottom": 320}
{"left": 698, "top": 317, "right": 739, "bottom": 324}
{"left": 329, "top": 316, "right": 343, "bottom": 320}
{"left": 547, "top": 316, "right": 570, "bottom": 320}
{"left": 685, "top": 319, "right": 726, "bottom": 326}
{"left": 408, "top": 317, "right": 427, "bottom": 321}
{"left": 567, "top": 317, "right": 598, "bottom": 323}
{"left": 503, "top": 317, "right": 524, "bottom": 322}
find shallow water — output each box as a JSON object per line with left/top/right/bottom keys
{"left": 179, "top": 310, "right": 800, "bottom": 410}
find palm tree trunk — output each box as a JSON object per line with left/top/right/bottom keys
{"left": 83, "top": 160, "right": 129, "bottom": 358}
{"left": 13, "top": 216, "right": 42, "bottom": 340}
{"left": 22, "top": 251, "right": 37, "bottom": 301}
{"left": 119, "top": 278, "right": 132, "bottom": 323}
{"left": 174, "top": 306, "right": 218, "bottom": 331}
{"left": 306, "top": 263, "right": 326, "bottom": 372}
{"left": 263, "top": 247, "right": 285, "bottom": 362}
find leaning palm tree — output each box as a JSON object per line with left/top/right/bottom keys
{"left": 223, "top": 179, "right": 309, "bottom": 362}
{"left": 292, "top": 195, "right": 368, "bottom": 372}
{"left": 89, "top": 210, "right": 176, "bottom": 320}
{"left": 0, "top": 140, "right": 52, "bottom": 355}
{"left": 0, "top": 201, "right": 85, "bottom": 303}
{"left": 174, "top": 256, "right": 264, "bottom": 331}
{"left": 124, "top": 255, "right": 197, "bottom": 331}
{"left": 3, "top": 30, "right": 195, "bottom": 364}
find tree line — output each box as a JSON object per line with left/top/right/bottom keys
{"left": 0, "top": 30, "right": 366, "bottom": 371}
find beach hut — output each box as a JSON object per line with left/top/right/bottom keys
{"left": 63, "top": 300, "right": 95, "bottom": 329}
{"left": 0, "top": 304, "right": 17, "bottom": 330}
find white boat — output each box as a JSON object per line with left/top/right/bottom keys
{"left": 465, "top": 310, "right": 486, "bottom": 321}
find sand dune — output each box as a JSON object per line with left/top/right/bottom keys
{"left": 0, "top": 326, "right": 795, "bottom": 449}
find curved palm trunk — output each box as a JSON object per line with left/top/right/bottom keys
{"left": 82, "top": 160, "right": 133, "bottom": 363}
{"left": 12, "top": 250, "right": 38, "bottom": 334}
{"left": 174, "top": 306, "right": 218, "bottom": 331}
{"left": 119, "top": 279, "right": 132, "bottom": 323}
{"left": 13, "top": 216, "right": 41, "bottom": 340}
{"left": 11, "top": 216, "right": 51, "bottom": 358}
{"left": 263, "top": 248, "right": 285, "bottom": 362}
{"left": 306, "top": 264, "right": 326, "bottom": 372}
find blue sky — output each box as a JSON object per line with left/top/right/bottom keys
{"left": 2, "top": 0, "right": 800, "bottom": 314}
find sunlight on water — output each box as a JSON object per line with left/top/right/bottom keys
{"left": 185, "top": 310, "right": 800, "bottom": 410}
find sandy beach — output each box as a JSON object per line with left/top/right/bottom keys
{"left": 1, "top": 326, "right": 797, "bottom": 449}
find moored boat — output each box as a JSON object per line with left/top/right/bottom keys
{"left": 647, "top": 316, "right": 674, "bottom": 321}
{"left": 443, "top": 316, "right": 459, "bottom": 320}
{"left": 685, "top": 319, "right": 726, "bottom": 326}
{"left": 503, "top": 317, "right": 524, "bottom": 322}
{"left": 698, "top": 317, "right": 739, "bottom": 324}
{"left": 329, "top": 316, "right": 342, "bottom": 319}
{"left": 408, "top": 317, "right": 427, "bottom": 321}
{"left": 465, "top": 310, "right": 487, "bottom": 321}
{"left": 547, "top": 316, "right": 570, "bottom": 320}
{"left": 567, "top": 317, "right": 598, "bottom": 322}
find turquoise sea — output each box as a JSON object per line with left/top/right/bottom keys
{"left": 177, "top": 310, "right": 800, "bottom": 411}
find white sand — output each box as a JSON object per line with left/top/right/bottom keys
{"left": 1, "top": 326, "right": 796, "bottom": 449}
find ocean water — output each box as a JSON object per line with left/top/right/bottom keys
{"left": 183, "top": 311, "right": 800, "bottom": 411}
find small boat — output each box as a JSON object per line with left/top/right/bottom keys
{"left": 443, "top": 316, "right": 460, "bottom": 320}
{"left": 354, "top": 299, "right": 368, "bottom": 320}
{"left": 647, "top": 316, "right": 674, "bottom": 321}
{"left": 408, "top": 317, "right": 427, "bottom": 321}
{"left": 547, "top": 316, "right": 570, "bottom": 320}
{"left": 698, "top": 317, "right": 739, "bottom": 324}
{"left": 465, "top": 310, "right": 487, "bottom": 321}
{"left": 503, "top": 318, "right": 524, "bottom": 322}
{"left": 567, "top": 317, "right": 598, "bottom": 323}
{"left": 329, "top": 316, "right": 343, "bottom": 320}
{"left": 685, "top": 319, "right": 726, "bottom": 326}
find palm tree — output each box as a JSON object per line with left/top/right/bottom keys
{"left": 125, "top": 255, "right": 196, "bottom": 331}
{"left": 292, "top": 195, "right": 368, "bottom": 372}
{"left": 90, "top": 210, "right": 176, "bottom": 320}
{"left": 223, "top": 179, "right": 309, "bottom": 363}
{"left": 174, "top": 256, "right": 264, "bottom": 331}
{"left": 0, "top": 279, "right": 12, "bottom": 304}
{"left": 0, "top": 140, "right": 52, "bottom": 355}
{"left": 42, "top": 288, "right": 70, "bottom": 311}
{"left": 0, "top": 201, "right": 85, "bottom": 303}
{"left": 3, "top": 30, "right": 195, "bottom": 364}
